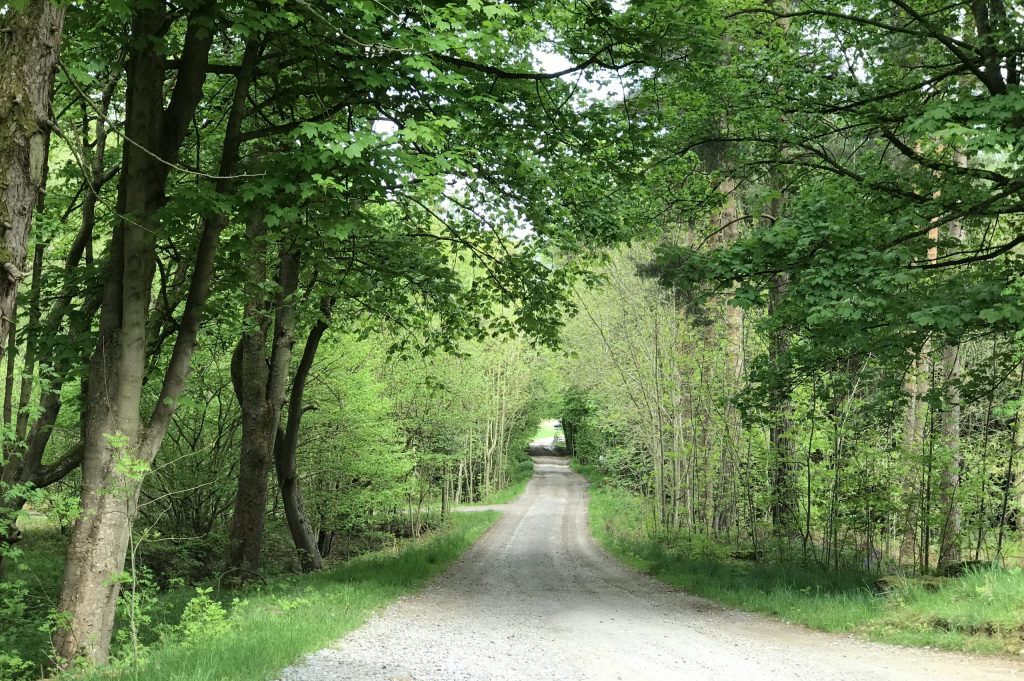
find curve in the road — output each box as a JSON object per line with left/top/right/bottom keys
{"left": 279, "top": 454, "right": 1022, "bottom": 681}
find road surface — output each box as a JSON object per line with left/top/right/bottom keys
{"left": 279, "top": 452, "right": 1022, "bottom": 681}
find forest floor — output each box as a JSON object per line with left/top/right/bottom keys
{"left": 277, "top": 453, "right": 1022, "bottom": 681}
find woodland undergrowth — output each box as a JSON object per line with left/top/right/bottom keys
{"left": 5, "top": 513, "right": 497, "bottom": 681}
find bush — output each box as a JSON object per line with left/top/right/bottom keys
{"left": 136, "top": 536, "right": 226, "bottom": 587}
{"left": 0, "top": 579, "right": 33, "bottom": 681}
{"left": 168, "top": 587, "right": 231, "bottom": 644}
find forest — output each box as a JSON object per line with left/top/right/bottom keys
{"left": 0, "top": 0, "right": 1022, "bottom": 679}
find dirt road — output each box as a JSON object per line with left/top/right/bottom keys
{"left": 279, "top": 453, "right": 1022, "bottom": 681}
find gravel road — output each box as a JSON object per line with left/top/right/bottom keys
{"left": 279, "top": 452, "right": 1022, "bottom": 681}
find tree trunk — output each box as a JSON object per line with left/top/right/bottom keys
{"left": 3, "top": 320, "right": 15, "bottom": 428}
{"left": 767, "top": 275, "right": 796, "bottom": 535}
{"left": 0, "top": 0, "right": 64, "bottom": 359}
{"left": 53, "top": 8, "right": 175, "bottom": 662}
{"left": 316, "top": 529, "right": 335, "bottom": 558}
{"left": 53, "top": 9, "right": 238, "bottom": 664}
{"left": 936, "top": 343, "right": 962, "bottom": 568}
{"left": 899, "top": 351, "right": 928, "bottom": 566}
{"left": 764, "top": 191, "right": 796, "bottom": 536}
{"left": 1012, "top": 399, "right": 1024, "bottom": 535}
{"left": 227, "top": 243, "right": 301, "bottom": 574}
{"left": 275, "top": 297, "right": 332, "bottom": 572}
{"left": 936, "top": 217, "right": 964, "bottom": 570}
{"left": 708, "top": 178, "right": 743, "bottom": 534}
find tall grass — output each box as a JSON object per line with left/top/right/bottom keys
{"left": 67, "top": 513, "right": 497, "bottom": 681}
{"left": 580, "top": 465, "right": 1024, "bottom": 656}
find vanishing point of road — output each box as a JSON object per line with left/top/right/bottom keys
{"left": 280, "top": 451, "right": 1022, "bottom": 681}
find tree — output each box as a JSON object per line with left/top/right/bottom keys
{"left": 53, "top": 5, "right": 260, "bottom": 663}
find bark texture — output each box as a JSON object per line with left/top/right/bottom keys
{"left": 0, "top": 0, "right": 64, "bottom": 358}
{"left": 226, "top": 242, "right": 301, "bottom": 575}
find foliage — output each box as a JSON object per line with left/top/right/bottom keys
{"left": 4, "top": 0, "right": 1023, "bottom": 671}
{"left": 0, "top": 579, "right": 34, "bottom": 681}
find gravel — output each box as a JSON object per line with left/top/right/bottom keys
{"left": 278, "top": 453, "right": 1022, "bottom": 681}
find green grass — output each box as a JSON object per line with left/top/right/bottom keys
{"left": 468, "top": 457, "right": 534, "bottom": 506}
{"left": 32, "top": 513, "right": 496, "bottom": 681}
{"left": 531, "top": 420, "right": 561, "bottom": 443}
{"left": 4, "top": 516, "right": 68, "bottom": 678}
{"left": 577, "top": 463, "right": 1024, "bottom": 656}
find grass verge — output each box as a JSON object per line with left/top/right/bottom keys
{"left": 468, "top": 457, "right": 533, "bottom": 506}
{"left": 70, "top": 512, "right": 497, "bottom": 681}
{"left": 473, "top": 477, "right": 529, "bottom": 506}
{"left": 576, "top": 463, "right": 1024, "bottom": 657}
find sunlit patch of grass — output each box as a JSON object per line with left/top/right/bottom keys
{"left": 532, "top": 420, "right": 561, "bottom": 443}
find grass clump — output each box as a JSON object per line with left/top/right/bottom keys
{"left": 578, "top": 465, "right": 1024, "bottom": 656}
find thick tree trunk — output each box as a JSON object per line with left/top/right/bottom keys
{"left": 0, "top": 0, "right": 64, "bottom": 359}
{"left": 227, "top": 245, "right": 301, "bottom": 574}
{"left": 52, "top": 8, "right": 231, "bottom": 665}
{"left": 53, "top": 8, "right": 172, "bottom": 662}
{"left": 227, "top": 385, "right": 277, "bottom": 574}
